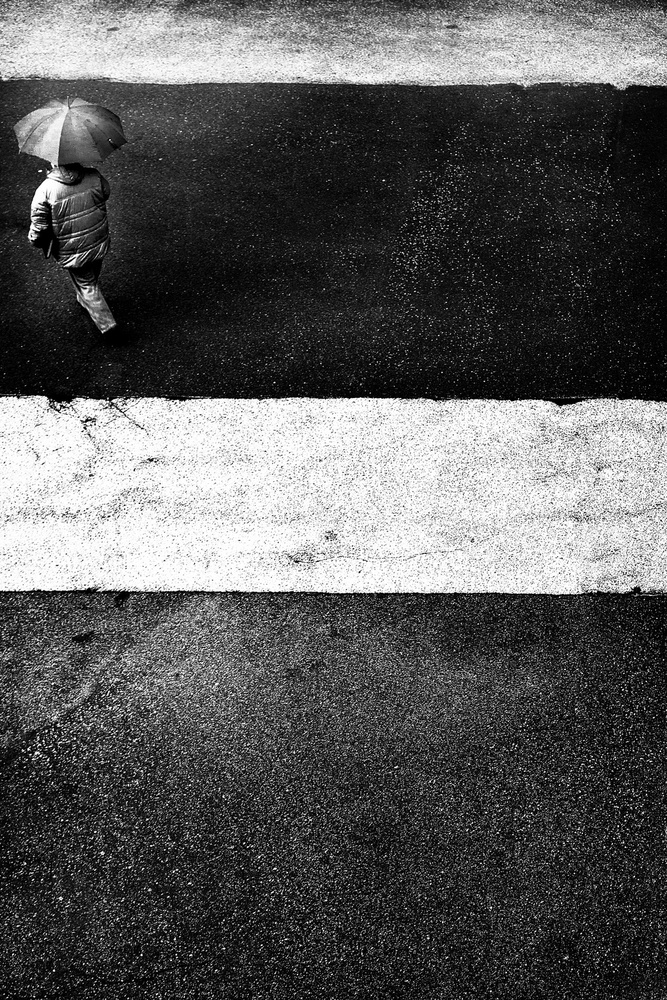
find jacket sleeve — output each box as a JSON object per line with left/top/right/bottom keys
{"left": 28, "top": 183, "right": 52, "bottom": 243}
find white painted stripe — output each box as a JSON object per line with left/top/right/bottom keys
{"left": 0, "top": 397, "right": 664, "bottom": 592}
{"left": 1, "top": 2, "right": 666, "bottom": 85}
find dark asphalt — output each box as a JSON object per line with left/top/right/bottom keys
{"left": 1, "top": 594, "right": 665, "bottom": 999}
{"left": 1, "top": 81, "right": 665, "bottom": 399}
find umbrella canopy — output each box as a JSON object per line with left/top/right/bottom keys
{"left": 13, "top": 96, "right": 127, "bottom": 165}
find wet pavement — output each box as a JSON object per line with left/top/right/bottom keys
{"left": 2, "top": 81, "right": 665, "bottom": 400}
{"left": 1, "top": 593, "right": 665, "bottom": 999}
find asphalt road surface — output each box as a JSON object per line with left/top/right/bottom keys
{"left": 2, "top": 81, "right": 665, "bottom": 399}
{"left": 1, "top": 594, "right": 665, "bottom": 998}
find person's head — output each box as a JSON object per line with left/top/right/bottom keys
{"left": 50, "top": 161, "right": 83, "bottom": 171}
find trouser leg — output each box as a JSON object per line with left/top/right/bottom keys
{"left": 67, "top": 261, "right": 117, "bottom": 333}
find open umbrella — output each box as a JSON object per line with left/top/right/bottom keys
{"left": 13, "top": 96, "right": 127, "bottom": 165}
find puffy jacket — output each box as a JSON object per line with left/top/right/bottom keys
{"left": 29, "top": 164, "right": 111, "bottom": 269}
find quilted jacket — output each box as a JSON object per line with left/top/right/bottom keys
{"left": 29, "top": 164, "right": 111, "bottom": 268}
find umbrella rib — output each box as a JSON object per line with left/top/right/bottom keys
{"left": 18, "top": 110, "right": 62, "bottom": 147}
{"left": 81, "top": 105, "right": 123, "bottom": 130}
{"left": 82, "top": 115, "right": 126, "bottom": 151}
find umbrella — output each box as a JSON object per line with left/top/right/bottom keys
{"left": 13, "top": 96, "right": 127, "bottom": 165}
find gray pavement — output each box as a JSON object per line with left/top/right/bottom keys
{"left": 1, "top": 594, "right": 665, "bottom": 998}
{"left": 2, "top": 81, "right": 665, "bottom": 399}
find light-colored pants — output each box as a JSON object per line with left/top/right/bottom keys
{"left": 66, "top": 260, "right": 116, "bottom": 333}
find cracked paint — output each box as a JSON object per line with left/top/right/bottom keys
{"left": 0, "top": 397, "right": 664, "bottom": 592}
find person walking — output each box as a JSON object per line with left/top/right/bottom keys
{"left": 14, "top": 96, "right": 128, "bottom": 337}
{"left": 28, "top": 162, "right": 117, "bottom": 335}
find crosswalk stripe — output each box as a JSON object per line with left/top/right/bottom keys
{"left": 1, "top": 396, "right": 664, "bottom": 591}
{"left": 1, "top": 2, "right": 666, "bottom": 85}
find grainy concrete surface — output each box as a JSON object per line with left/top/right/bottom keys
{"left": 1, "top": 397, "right": 664, "bottom": 592}
{"left": 2, "top": 9, "right": 663, "bottom": 995}
{"left": 1, "top": 0, "right": 666, "bottom": 85}
{"left": 3, "top": 82, "right": 666, "bottom": 400}
{"left": 1, "top": 593, "right": 665, "bottom": 999}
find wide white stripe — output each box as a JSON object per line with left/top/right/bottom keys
{"left": 0, "top": 397, "right": 664, "bottom": 592}
{"left": 1, "top": 2, "right": 666, "bottom": 85}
